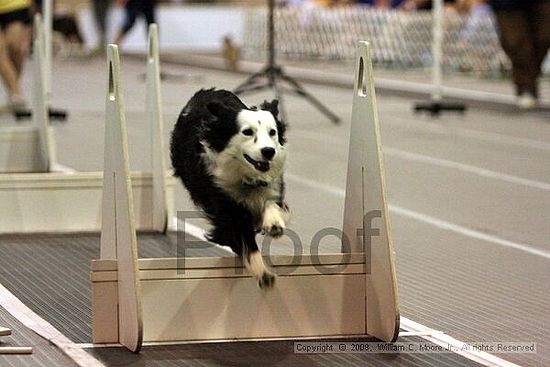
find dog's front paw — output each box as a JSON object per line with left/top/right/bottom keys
{"left": 258, "top": 271, "right": 276, "bottom": 289}
{"left": 262, "top": 204, "right": 287, "bottom": 238}
{"left": 262, "top": 222, "right": 284, "bottom": 238}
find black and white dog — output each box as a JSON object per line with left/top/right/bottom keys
{"left": 170, "top": 89, "right": 289, "bottom": 289}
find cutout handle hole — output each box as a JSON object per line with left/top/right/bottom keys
{"left": 108, "top": 61, "right": 115, "bottom": 101}
{"left": 148, "top": 38, "right": 154, "bottom": 62}
{"left": 357, "top": 57, "right": 367, "bottom": 97}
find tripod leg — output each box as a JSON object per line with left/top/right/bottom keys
{"left": 280, "top": 73, "right": 340, "bottom": 124}
{"left": 234, "top": 67, "right": 270, "bottom": 95}
{"left": 234, "top": 82, "right": 272, "bottom": 96}
{"left": 271, "top": 77, "right": 288, "bottom": 123}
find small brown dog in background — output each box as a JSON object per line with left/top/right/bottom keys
{"left": 222, "top": 36, "right": 240, "bottom": 72}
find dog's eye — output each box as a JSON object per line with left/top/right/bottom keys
{"left": 269, "top": 129, "right": 277, "bottom": 136}
{"left": 242, "top": 129, "right": 254, "bottom": 136}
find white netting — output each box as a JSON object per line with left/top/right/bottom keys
{"left": 242, "top": 5, "right": 512, "bottom": 75}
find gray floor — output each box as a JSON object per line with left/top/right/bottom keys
{"left": 0, "top": 305, "right": 78, "bottom": 367}
{"left": 1, "top": 54, "right": 549, "bottom": 366}
{"left": 0, "top": 232, "right": 229, "bottom": 344}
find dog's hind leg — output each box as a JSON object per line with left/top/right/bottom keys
{"left": 241, "top": 230, "right": 276, "bottom": 289}
{"left": 210, "top": 223, "right": 276, "bottom": 289}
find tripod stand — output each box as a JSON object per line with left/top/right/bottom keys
{"left": 233, "top": 0, "right": 340, "bottom": 124}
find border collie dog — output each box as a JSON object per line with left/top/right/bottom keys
{"left": 170, "top": 89, "right": 289, "bottom": 289}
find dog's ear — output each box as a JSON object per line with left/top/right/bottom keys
{"left": 206, "top": 102, "right": 234, "bottom": 118}
{"left": 260, "top": 99, "right": 279, "bottom": 118}
{"left": 263, "top": 99, "right": 286, "bottom": 145}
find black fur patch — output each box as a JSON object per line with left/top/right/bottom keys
{"left": 260, "top": 100, "right": 286, "bottom": 145}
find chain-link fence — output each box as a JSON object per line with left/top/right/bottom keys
{"left": 242, "top": 5, "right": 515, "bottom": 76}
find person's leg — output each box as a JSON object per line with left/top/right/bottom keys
{"left": 142, "top": 0, "right": 156, "bottom": 25}
{"left": 529, "top": 1, "right": 550, "bottom": 97}
{"left": 3, "top": 21, "right": 31, "bottom": 78}
{"left": 2, "top": 8, "right": 31, "bottom": 73}
{"left": 0, "top": 31, "right": 21, "bottom": 99}
{"left": 493, "top": 8, "right": 538, "bottom": 98}
{"left": 0, "top": 8, "right": 31, "bottom": 109}
{"left": 93, "top": 0, "right": 110, "bottom": 45}
{"left": 113, "top": 0, "right": 139, "bottom": 44}
{"left": 54, "top": 16, "right": 85, "bottom": 44}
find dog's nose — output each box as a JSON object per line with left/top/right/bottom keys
{"left": 261, "top": 147, "right": 276, "bottom": 160}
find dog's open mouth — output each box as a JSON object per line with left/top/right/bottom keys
{"left": 244, "top": 154, "right": 270, "bottom": 172}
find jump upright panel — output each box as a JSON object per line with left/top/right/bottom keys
{"left": 342, "top": 42, "right": 400, "bottom": 342}
{"left": 91, "top": 41, "right": 399, "bottom": 350}
{"left": 146, "top": 24, "right": 169, "bottom": 233}
{"left": 42, "top": 0, "right": 53, "bottom": 98}
{"left": 32, "top": 13, "right": 54, "bottom": 172}
{"left": 99, "top": 45, "right": 143, "bottom": 352}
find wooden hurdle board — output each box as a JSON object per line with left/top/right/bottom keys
{"left": 91, "top": 41, "right": 399, "bottom": 352}
{"left": 92, "top": 254, "right": 367, "bottom": 344}
{"left": 0, "top": 23, "right": 174, "bottom": 234}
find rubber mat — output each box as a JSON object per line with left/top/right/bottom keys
{"left": 392, "top": 217, "right": 548, "bottom": 367}
{"left": 0, "top": 232, "right": 230, "bottom": 343}
{"left": 88, "top": 337, "right": 484, "bottom": 367}
{"left": 0, "top": 305, "right": 78, "bottom": 367}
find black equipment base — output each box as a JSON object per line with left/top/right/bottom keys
{"left": 414, "top": 101, "right": 467, "bottom": 116}
{"left": 14, "top": 107, "right": 68, "bottom": 121}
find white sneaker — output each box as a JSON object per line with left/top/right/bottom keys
{"left": 517, "top": 93, "right": 537, "bottom": 110}
{"left": 9, "top": 94, "right": 27, "bottom": 111}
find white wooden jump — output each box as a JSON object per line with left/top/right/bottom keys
{"left": 0, "top": 23, "right": 174, "bottom": 234}
{"left": 91, "top": 41, "right": 399, "bottom": 352}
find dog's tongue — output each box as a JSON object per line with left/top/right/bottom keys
{"left": 244, "top": 154, "right": 270, "bottom": 172}
{"left": 256, "top": 161, "right": 270, "bottom": 172}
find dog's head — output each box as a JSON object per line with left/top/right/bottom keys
{"left": 202, "top": 98, "right": 287, "bottom": 185}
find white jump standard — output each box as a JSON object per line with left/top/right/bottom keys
{"left": 91, "top": 41, "right": 399, "bottom": 352}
